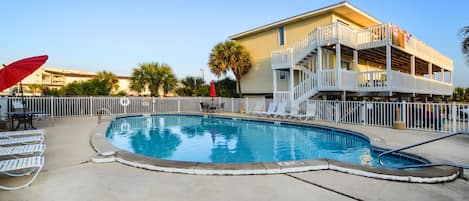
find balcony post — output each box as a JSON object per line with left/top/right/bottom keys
{"left": 353, "top": 50, "right": 358, "bottom": 72}
{"left": 272, "top": 70, "right": 277, "bottom": 93}
{"left": 428, "top": 63, "right": 432, "bottom": 80}
{"left": 289, "top": 68, "right": 294, "bottom": 104}
{"left": 386, "top": 44, "right": 392, "bottom": 95}
{"left": 441, "top": 68, "right": 445, "bottom": 82}
{"left": 336, "top": 44, "right": 341, "bottom": 89}
{"left": 411, "top": 55, "right": 416, "bottom": 96}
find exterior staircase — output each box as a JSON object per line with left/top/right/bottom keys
{"left": 278, "top": 29, "right": 320, "bottom": 110}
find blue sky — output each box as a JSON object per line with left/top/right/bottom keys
{"left": 1, "top": 0, "right": 469, "bottom": 86}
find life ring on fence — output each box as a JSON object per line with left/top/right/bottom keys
{"left": 120, "top": 97, "right": 130, "bottom": 107}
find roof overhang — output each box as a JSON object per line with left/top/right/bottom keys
{"left": 229, "top": 1, "right": 381, "bottom": 40}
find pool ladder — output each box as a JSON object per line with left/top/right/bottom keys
{"left": 97, "top": 108, "right": 115, "bottom": 124}
{"left": 378, "top": 132, "right": 469, "bottom": 178}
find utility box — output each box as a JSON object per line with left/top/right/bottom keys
{"left": 0, "top": 96, "right": 8, "bottom": 121}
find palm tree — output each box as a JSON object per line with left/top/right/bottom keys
{"left": 208, "top": 40, "right": 252, "bottom": 97}
{"left": 177, "top": 76, "right": 206, "bottom": 96}
{"left": 461, "top": 26, "right": 469, "bottom": 64}
{"left": 130, "top": 62, "right": 177, "bottom": 96}
{"left": 96, "top": 71, "right": 119, "bottom": 92}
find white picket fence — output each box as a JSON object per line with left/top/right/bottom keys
{"left": 0, "top": 96, "right": 243, "bottom": 118}
{"left": 1, "top": 96, "right": 467, "bottom": 133}
{"left": 244, "top": 98, "right": 469, "bottom": 133}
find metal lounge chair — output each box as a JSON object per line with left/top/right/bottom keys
{"left": 0, "top": 156, "right": 44, "bottom": 190}
{"left": 289, "top": 102, "right": 316, "bottom": 121}
{"left": 0, "top": 129, "right": 45, "bottom": 138}
{"left": 0, "top": 144, "right": 46, "bottom": 158}
{"left": 250, "top": 102, "right": 277, "bottom": 117}
{"left": 0, "top": 136, "right": 44, "bottom": 146}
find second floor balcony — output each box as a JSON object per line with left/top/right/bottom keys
{"left": 271, "top": 22, "right": 452, "bottom": 71}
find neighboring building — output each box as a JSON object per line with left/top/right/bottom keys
{"left": 0, "top": 67, "right": 135, "bottom": 96}
{"left": 229, "top": 2, "right": 453, "bottom": 105}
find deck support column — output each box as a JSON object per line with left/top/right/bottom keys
{"left": 317, "top": 47, "right": 322, "bottom": 88}
{"left": 441, "top": 68, "right": 445, "bottom": 82}
{"left": 289, "top": 67, "right": 294, "bottom": 104}
{"left": 272, "top": 70, "right": 277, "bottom": 93}
{"left": 411, "top": 55, "right": 415, "bottom": 96}
{"left": 336, "top": 44, "right": 341, "bottom": 89}
{"left": 386, "top": 44, "right": 392, "bottom": 96}
{"left": 428, "top": 63, "right": 433, "bottom": 80}
{"left": 353, "top": 50, "right": 358, "bottom": 72}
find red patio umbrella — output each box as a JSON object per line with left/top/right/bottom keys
{"left": 209, "top": 80, "right": 217, "bottom": 105}
{"left": 0, "top": 55, "right": 49, "bottom": 103}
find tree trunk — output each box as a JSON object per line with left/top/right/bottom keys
{"left": 237, "top": 80, "right": 242, "bottom": 98}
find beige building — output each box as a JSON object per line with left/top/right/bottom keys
{"left": 0, "top": 67, "right": 134, "bottom": 96}
{"left": 229, "top": 2, "right": 453, "bottom": 105}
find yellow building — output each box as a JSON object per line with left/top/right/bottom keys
{"left": 0, "top": 67, "right": 135, "bottom": 96}
{"left": 229, "top": 2, "right": 453, "bottom": 104}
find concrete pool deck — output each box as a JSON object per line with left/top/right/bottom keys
{"left": 1, "top": 115, "right": 469, "bottom": 200}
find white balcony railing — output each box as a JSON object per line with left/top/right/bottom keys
{"left": 317, "top": 69, "right": 337, "bottom": 89}
{"left": 358, "top": 71, "right": 387, "bottom": 90}
{"left": 271, "top": 48, "right": 292, "bottom": 69}
{"left": 271, "top": 22, "right": 452, "bottom": 71}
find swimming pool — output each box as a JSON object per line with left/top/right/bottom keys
{"left": 106, "top": 114, "right": 425, "bottom": 168}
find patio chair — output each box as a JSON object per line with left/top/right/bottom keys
{"left": 0, "top": 129, "right": 45, "bottom": 138}
{"left": 0, "top": 144, "right": 46, "bottom": 158}
{"left": 0, "top": 136, "right": 44, "bottom": 146}
{"left": 0, "top": 156, "right": 44, "bottom": 190}
{"left": 12, "top": 101, "right": 51, "bottom": 121}
{"left": 289, "top": 102, "right": 316, "bottom": 121}
{"left": 272, "top": 103, "right": 289, "bottom": 118}
{"left": 250, "top": 102, "right": 277, "bottom": 117}
{"left": 200, "top": 102, "right": 210, "bottom": 112}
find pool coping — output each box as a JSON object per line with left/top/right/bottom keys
{"left": 90, "top": 112, "right": 459, "bottom": 183}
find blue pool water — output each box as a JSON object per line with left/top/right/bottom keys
{"left": 106, "top": 115, "right": 425, "bottom": 168}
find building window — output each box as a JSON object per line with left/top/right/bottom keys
{"left": 279, "top": 71, "right": 287, "bottom": 80}
{"left": 341, "top": 61, "right": 351, "bottom": 70}
{"left": 278, "top": 26, "right": 285, "bottom": 46}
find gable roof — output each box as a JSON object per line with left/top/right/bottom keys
{"left": 229, "top": 1, "right": 381, "bottom": 40}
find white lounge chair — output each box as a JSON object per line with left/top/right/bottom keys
{"left": 290, "top": 102, "right": 316, "bottom": 121}
{"left": 0, "top": 136, "right": 44, "bottom": 146}
{"left": 0, "top": 156, "right": 44, "bottom": 190}
{"left": 0, "top": 129, "right": 45, "bottom": 138}
{"left": 273, "top": 103, "right": 289, "bottom": 118}
{"left": 250, "top": 102, "right": 277, "bottom": 117}
{"left": 0, "top": 144, "right": 46, "bottom": 158}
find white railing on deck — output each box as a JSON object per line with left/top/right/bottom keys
{"left": 272, "top": 22, "right": 451, "bottom": 72}
{"left": 357, "top": 24, "right": 388, "bottom": 49}
{"left": 293, "top": 31, "right": 317, "bottom": 64}
{"left": 271, "top": 48, "right": 293, "bottom": 69}
{"left": 336, "top": 23, "right": 357, "bottom": 48}
{"left": 318, "top": 69, "right": 337, "bottom": 89}
{"left": 358, "top": 71, "right": 387, "bottom": 90}
{"left": 341, "top": 70, "right": 358, "bottom": 91}
{"left": 317, "top": 23, "right": 337, "bottom": 46}
{"left": 293, "top": 75, "right": 317, "bottom": 101}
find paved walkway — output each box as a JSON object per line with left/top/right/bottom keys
{"left": 1, "top": 116, "right": 469, "bottom": 201}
